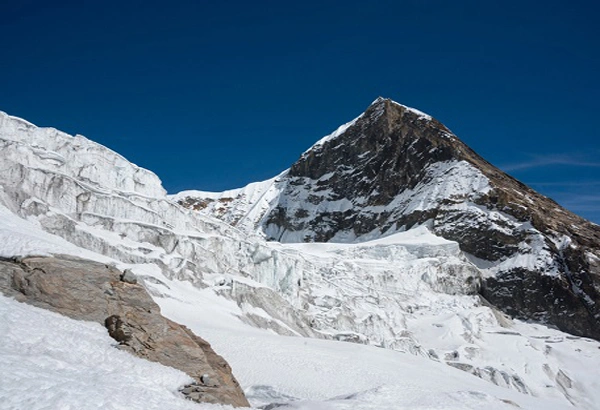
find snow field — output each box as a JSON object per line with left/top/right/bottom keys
{"left": 148, "top": 272, "right": 571, "bottom": 410}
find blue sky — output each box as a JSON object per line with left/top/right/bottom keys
{"left": 1, "top": 1, "right": 599, "bottom": 223}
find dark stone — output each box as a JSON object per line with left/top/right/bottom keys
{"left": 120, "top": 269, "right": 137, "bottom": 284}
{"left": 481, "top": 268, "right": 600, "bottom": 340}
{"left": 104, "top": 315, "right": 132, "bottom": 343}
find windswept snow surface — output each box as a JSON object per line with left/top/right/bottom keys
{"left": 1, "top": 110, "right": 600, "bottom": 409}
{"left": 308, "top": 114, "right": 364, "bottom": 152}
{"left": 389, "top": 99, "right": 433, "bottom": 121}
{"left": 0, "top": 111, "right": 165, "bottom": 197}
{"left": 0, "top": 294, "right": 224, "bottom": 410}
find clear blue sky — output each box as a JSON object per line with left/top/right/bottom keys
{"left": 1, "top": 1, "right": 599, "bottom": 223}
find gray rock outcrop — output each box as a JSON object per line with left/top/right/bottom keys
{"left": 0, "top": 254, "right": 249, "bottom": 408}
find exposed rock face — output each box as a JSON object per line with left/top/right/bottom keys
{"left": 178, "top": 98, "right": 600, "bottom": 341}
{"left": 0, "top": 254, "right": 249, "bottom": 407}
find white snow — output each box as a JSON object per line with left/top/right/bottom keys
{"left": 0, "top": 111, "right": 166, "bottom": 198}
{"left": 151, "top": 271, "right": 578, "bottom": 410}
{"left": 389, "top": 99, "right": 433, "bottom": 120}
{"left": 0, "top": 294, "right": 224, "bottom": 410}
{"left": 0, "top": 201, "right": 109, "bottom": 261}
{"left": 170, "top": 173, "right": 287, "bottom": 233}
{"left": 176, "top": 158, "right": 493, "bottom": 244}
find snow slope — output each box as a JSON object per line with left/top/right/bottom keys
{"left": 149, "top": 270, "right": 588, "bottom": 410}
{"left": 1, "top": 110, "right": 600, "bottom": 409}
{"left": 0, "top": 294, "right": 224, "bottom": 410}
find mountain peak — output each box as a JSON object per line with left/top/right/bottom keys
{"left": 306, "top": 97, "right": 438, "bottom": 157}
{"left": 175, "top": 98, "right": 600, "bottom": 340}
{"left": 293, "top": 97, "right": 459, "bottom": 187}
{"left": 369, "top": 96, "right": 390, "bottom": 106}
{"left": 366, "top": 97, "right": 433, "bottom": 121}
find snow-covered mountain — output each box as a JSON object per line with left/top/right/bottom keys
{"left": 174, "top": 97, "right": 600, "bottom": 342}
{"left": 1, "top": 104, "right": 599, "bottom": 410}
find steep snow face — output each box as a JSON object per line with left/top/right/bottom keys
{"left": 1, "top": 109, "right": 600, "bottom": 408}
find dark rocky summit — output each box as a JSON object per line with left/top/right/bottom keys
{"left": 0, "top": 254, "right": 249, "bottom": 407}
{"left": 286, "top": 98, "right": 600, "bottom": 340}
{"left": 293, "top": 98, "right": 600, "bottom": 340}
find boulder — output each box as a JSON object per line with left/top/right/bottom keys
{"left": 0, "top": 254, "right": 249, "bottom": 407}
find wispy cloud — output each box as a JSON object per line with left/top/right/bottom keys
{"left": 539, "top": 192, "right": 600, "bottom": 223}
{"left": 501, "top": 153, "right": 600, "bottom": 172}
{"left": 523, "top": 177, "right": 600, "bottom": 224}
{"left": 526, "top": 181, "right": 600, "bottom": 188}
{"left": 556, "top": 194, "right": 600, "bottom": 204}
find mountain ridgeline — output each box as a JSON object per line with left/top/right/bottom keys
{"left": 177, "top": 98, "right": 600, "bottom": 340}
{"left": 3, "top": 101, "right": 600, "bottom": 407}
